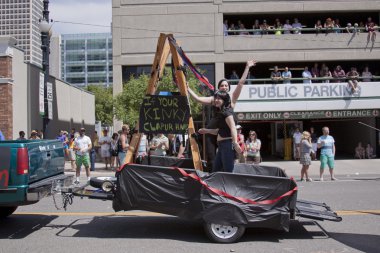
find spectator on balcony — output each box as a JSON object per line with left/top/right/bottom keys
{"left": 346, "top": 67, "right": 360, "bottom": 93}
{"left": 362, "top": 66, "right": 373, "bottom": 82}
{"left": 274, "top": 20, "right": 283, "bottom": 35}
{"left": 302, "top": 66, "right": 312, "bottom": 84}
{"left": 238, "top": 23, "right": 249, "bottom": 35}
{"left": 334, "top": 19, "right": 342, "bottom": 33}
{"left": 261, "top": 20, "right": 270, "bottom": 35}
{"left": 311, "top": 63, "right": 320, "bottom": 81}
{"left": 324, "top": 18, "right": 335, "bottom": 33}
{"left": 230, "top": 70, "right": 239, "bottom": 82}
{"left": 252, "top": 19, "right": 262, "bottom": 35}
{"left": 282, "top": 67, "right": 292, "bottom": 84}
{"left": 319, "top": 63, "right": 326, "bottom": 77}
{"left": 333, "top": 65, "right": 346, "bottom": 82}
{"left": 283, "top": 19, "right": 292, "bottom": 34}
{"left": 365, "top": 17, "right": 377, "bottom": 43}
{"left": 228, "top": 23, "right": 237, "bottom": 35}
{"left": 321, "top": 66, "right": 332, "bottom": 83}
{"left": 292, "top": 18, "right": 302, "bottom": 34}
{"left": 223, "top": 19, "right": 229, "bottom": 36}
{"left": 271, "top": 66, "right": 282, "bottom": 84}
{"left": 315, "top": 20, "right": 323, "bottom": 34}
{"left": 345, "top": 23, "right": 353, "bottom": 33}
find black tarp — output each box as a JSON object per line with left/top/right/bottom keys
{"left": 113, "top": 158, "right": 298, "bottom": 231}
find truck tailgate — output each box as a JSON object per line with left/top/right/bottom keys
{"left": 26, "top": 140, "right": 65, "bottom": 184}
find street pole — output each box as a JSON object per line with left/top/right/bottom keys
{"left": 40, "top": 0, "right": 50, "bottom": 137}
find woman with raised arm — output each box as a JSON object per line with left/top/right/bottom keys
{"left": 187, "top": 59, "right": 257, "bottom": 109}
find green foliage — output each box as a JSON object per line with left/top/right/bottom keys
{"left": 114, "top": 68, "right": 205, "bottom": 126}
{"left": 86, "top": 85, "right": 114, "bottom": 125}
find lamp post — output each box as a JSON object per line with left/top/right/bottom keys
{"left": 39, "top": 0, "right": 51, "bottom": 136}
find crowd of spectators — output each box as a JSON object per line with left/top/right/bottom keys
{"left": 228, "top": 64, "right": 375, "bottom": 87}
{"left": 223, "top": 17, "right": 378, "bottom": 37}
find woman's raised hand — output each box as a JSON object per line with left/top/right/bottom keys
{"left": 247, "top": 60, "right": 257, "bottom": 68}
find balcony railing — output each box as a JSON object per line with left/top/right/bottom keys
{"left": 228, "top": 76, "right": 380, "bottom": 85}
{"left": 226, "top": 26, "right": 372, "bottom": 36}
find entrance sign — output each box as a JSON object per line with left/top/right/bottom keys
{"left": 139, "top": 95, "right": 190, "bottom": 134}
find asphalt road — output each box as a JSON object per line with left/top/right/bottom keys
{"left": 1, "top": 161, "right": 379, "bottom": 253}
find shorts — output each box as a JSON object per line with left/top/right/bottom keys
{"left": 76, "top": 154, "right": 90, "bottom": 168}
{"left": 100, "top": 149, "right": 111, "bottom": 158}
{"left": 118, "top": 151, "right": 127, "bottom": 165}
{"left": 320, "top": 154, "right": 334, "bottom": 169}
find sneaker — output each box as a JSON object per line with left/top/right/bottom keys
{"left": 331, "top": 177, "right": 338, "bottom": 181}
{"left": 299, "top": 178, "right": 305, "bottom": 182}
{"left": 319, "top": 177, "right": 324, "bottom": 181}
{"left": 306, "top": 178, "right": 313, "bottom": 182}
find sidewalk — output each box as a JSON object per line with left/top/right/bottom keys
{"left": 65, "top": 158, "right": 380, "bottom": 179}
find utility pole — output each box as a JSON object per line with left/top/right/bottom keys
{"left": 40, "top": 0, "right": 51, "bottom": 136}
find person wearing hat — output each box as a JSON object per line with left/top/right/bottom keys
{"left": 29, "top": 130, "right": 40, "bottom": 140}
{"left": 73, "top": 128, "right": 92, "bottom": 184}
{"left": 235, "top": 125, "right": 246, "bottom": 163}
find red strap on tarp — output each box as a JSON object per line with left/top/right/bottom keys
{"left": 175, "top": 167, "right": 298, "bottom": 205}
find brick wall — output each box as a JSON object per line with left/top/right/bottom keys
{"left": 0, "top": 82, "right": 12, "bottom": 140}
{"left": 0, "top": 56, "right": 12, "bottom": 78}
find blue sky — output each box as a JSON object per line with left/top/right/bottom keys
{"left": 49, "top": 0, "right": 112, "bottom": 35}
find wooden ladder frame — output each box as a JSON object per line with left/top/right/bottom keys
{"left": 123, "top": 33, "right": 203, "bottom": 171}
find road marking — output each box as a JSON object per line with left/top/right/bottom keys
{"left": 336, "top": 210, "right": 380, "bottom": 215}
{"left": 14, "top": 210, "right": 380, "bottom": 217}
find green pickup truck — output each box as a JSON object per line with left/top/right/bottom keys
{"left": 0, "top": 139, "right": 72, "bottom": 218}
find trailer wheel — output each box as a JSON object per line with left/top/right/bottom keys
{"left": 204, "top": 222, "right": 245, "bottom": 243}
{"left": 89, "top": 177, "right": 116, "bottom": 189}
{"left": 0, "top": 206, "right": 18, "bottom": 218}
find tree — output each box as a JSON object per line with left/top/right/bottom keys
{"left": 87, "top": 85, "right": 114, "bottom": 125}
{"left": 114, "top": 68, "right": 207, "bottom": 127}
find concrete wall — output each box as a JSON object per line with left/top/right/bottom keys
{"left": 12, "top": 47, "right": 28, "bottom": 139}
{"left": 24, "top": 59, "right": 95, "bottom": 139}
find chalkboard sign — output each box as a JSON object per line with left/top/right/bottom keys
{"left": 139, "top": 95, "right": 190, "bottom": 134}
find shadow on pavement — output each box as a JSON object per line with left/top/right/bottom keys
{"left": 0, "top": 214, "right": 58, "bottom": 239}
{"left": 329, "top": 232, "right": 380, "bottom": 253}
{"left": 55, "top": 216, "right": 329, "bottom": 243}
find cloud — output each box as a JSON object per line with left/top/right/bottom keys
{"left": 49, "top": 0, "right": 111, "bottom": 35}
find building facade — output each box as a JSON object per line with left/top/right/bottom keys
{"left": 61, "top": 33, "right": 113, "bottom": 88}
{"left": 0, "top": 0, "right": 44, "bottom": 66}
{"left": 112, "top": 0, "right": 380, "bottom": 158}
{"left": 0, "top": 36, "right": 95, "bottom": 140}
